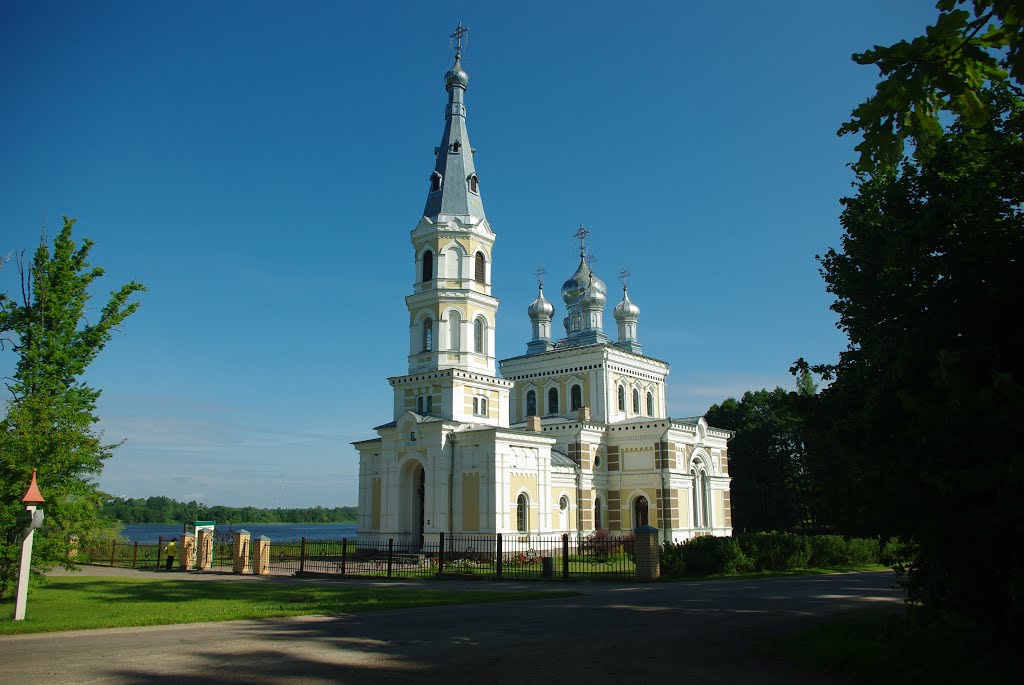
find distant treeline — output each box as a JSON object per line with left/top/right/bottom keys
{"left": 102, "top": 496, "right": 358, "bottom": 524}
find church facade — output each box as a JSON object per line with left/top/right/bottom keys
{"left": 353, "top": 34, "right": 732, "bottom": 548}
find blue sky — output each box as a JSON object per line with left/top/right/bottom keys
{"left": 1, "top": 1, "right": 939, "bottom": 507}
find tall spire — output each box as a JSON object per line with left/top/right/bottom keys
{"left": 423, "top": 23, "right": 485, "bottom": 221}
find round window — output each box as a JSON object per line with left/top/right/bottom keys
{"left": 593, "top": 455, "right": 602, "bottom": 469}
{"left": 559, "top": 496, "right": 569, "bottom": 511}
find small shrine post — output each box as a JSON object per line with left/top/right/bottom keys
{"left": 14, "top": 469, "right": 45, "bottom": 621}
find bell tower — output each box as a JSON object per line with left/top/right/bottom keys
{"left": 393, "top": 24, "right": 511, "bottom": 426}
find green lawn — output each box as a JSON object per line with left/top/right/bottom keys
{"left": 761, "top": 608, "right": 1021, "bottom": 685}
{"left": 0, "top": 576, "right": 575, "bottom": 635}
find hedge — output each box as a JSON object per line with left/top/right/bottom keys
{"left": 660, "top": 532, "right": 895, "bottom": 578}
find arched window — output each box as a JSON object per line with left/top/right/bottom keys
{"left": 474, "top": 252, "right": 486, "bottom": 283}
{"left": 429, "top": 172, "right": 442, "bottom": 193}
{"left": 646, "top": 391, "right": 654, "bottom": 417}
{"left": 570, "top": 385, "right": 582, "bottom": 411}
{"left": 422, "top": 317, "right": 433, "bottom": 352}
{"left": 481, "top": 397, "right": 487, "bottom": 416}
{"left": 634, "top": 496, "right": 649, "bottom": 529}
{"left": 450, "top": 141, "right": 461, "bottom": 153}
{"left": 526, "top": 390, "right": 537, "bottom": 417}
{"left": 473, "top": 397, "right": 479, "bottom": 415}
{"left": 548, "top": 387, "right": 559, "bottom": 415}
{"left": 474, "top": 317, "right": 486, "bottom": 354}
{"left": 416, "top": 396, "right": 424, "bottom": 413}
{"left": 516, "top": 493, "right": 528, "bottom": 532}
{"left": 594, "top": 498, "right": 603, "bottom": 530}
{"left": 632, "top": 389, "right": 640, "bottom": 414}
{"left": 701, "top": 471, "right": 711, "bottom": 528}
{"left": 617, "top": 385, "right": 625, "bottom": 412}
{"left": 691, "top": 468, "right": 700, "bottom": 527}
{"left": 468, "top": 173, "right": 479, "bottom": 193}
{"left": 422, "top": 250, "right": 433, "bottom": 283}
{"left": 426, "top": 395, "right": 433, "bottom": 413}
{"left": 448, "top": 310, "right": 461, "bottom": 351}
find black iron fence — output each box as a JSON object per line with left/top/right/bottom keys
{"left": 78, "top": 531, "right": 638, "bottom": 581}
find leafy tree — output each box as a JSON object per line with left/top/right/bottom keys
{"left": 0, "top": 218, "right": 144, "bottom": 598}
{"left": 842, "top": 0, "right": 1024, "bottom": 172}
{"left": 801, "top": 86, "right": 1023, "bottom": 635}
{"left": 706, "top": 385, "right": 821, "bottom": 533}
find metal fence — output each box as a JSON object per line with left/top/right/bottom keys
{"left": 78, "top": 539, "right": 163, "bottom": 569}
{"left": 78, "top": 531, "right": 638, "bottom": 581}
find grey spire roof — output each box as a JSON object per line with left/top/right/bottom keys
{"left": 423, "top": 49, "right": 485, "bottom": 221}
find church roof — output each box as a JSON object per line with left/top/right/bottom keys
{"left": 373, "top": 412, "right": 446, "bottom": 431}
{"left": 550, "top": 449, "right": 577, "bottom": 470}
{"left": 422, "top": 48, "right": 485, "bottom": 221}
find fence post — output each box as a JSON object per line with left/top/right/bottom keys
{"left": 132, "top": 541, "right": 139, "bottom": 569}
{"left": 387, "top": 538, "right": 394, "bottom": 578}
{"left": 110, "top": 539, "right": 117, "bottom": 567}
{"left": 157, "top": 536, "right": 164, "bottom": 570}
{"left": 562, "top": 533, "right": 569, "bottom": 579}
{"left": 340, "top": 538, "right": 348, "bottom": 576}
{"left": 496, "top": 533, "right": 503, "bottom": 578}
{"left": 299, "top": 536, "right": 306, "bottom": 573}
{"left": 437, "top": 532, "right": 445, "bottom": 575}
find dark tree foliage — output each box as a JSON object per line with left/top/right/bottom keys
{"left": 0, "top": 219, "right": 144, "bottom": 598}
{"left": 800, "top": 89, "right": 1023, "bottom": 636}
{"left": 706, "top": 386, "right": 821, "bottom": 533}
{"left": 101, "top": 495, "right": 358, "bottom": 525}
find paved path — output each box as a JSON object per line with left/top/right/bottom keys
{"left": 0, "top": 570, "right": 901, "bottom": 684}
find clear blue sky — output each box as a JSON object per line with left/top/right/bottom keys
{"left": 1, "top": 1, "right": 938, "bottom": 508}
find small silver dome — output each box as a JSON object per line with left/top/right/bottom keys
{"left": 580, "top": 274, "right": 606, "bottom": 309}
{"left": 561, "top": 253, "right": 606, "bottom": 307}
{"left": 528, "top": 286, "right": 555, "bottom": 319}
{"left": 445, "top": 54, "right": 469, "bottom": 89}
{"left": 613, "top": 286, "right": 640, "bottom": 320}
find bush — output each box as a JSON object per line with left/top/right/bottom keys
{"left": 738, "top": 532, "right": 812, "bottom": 571}
{"left": 661, "top": 535, "right": 752, "bottom": 577}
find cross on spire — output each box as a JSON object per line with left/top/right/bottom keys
{"left": 450, "top": 22, "right": 469, "bottom": 55}
{"left": 574, "top": 224, "right": 590, "bottom": 254}
{"left": 534, "top": 265, "right": 547, "bottom": 287}
{"left": 584, "top": 252, "right": 599, "bottom": 268}
{"left": 619, "top": 268, "right": 631, "bottom": 288}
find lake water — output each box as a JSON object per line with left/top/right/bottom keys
{"left": 120, "top": 523, "right": 359, "bottom": 543}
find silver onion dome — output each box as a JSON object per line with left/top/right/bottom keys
{"left": 445, "top": 54, "right": 469, "bottom": 89}
{"left": 580, "top": 274, "right": 606, "bottom": 309}
{"left": 528, "top": 286, "right": 555, "bottom": 319}
{"left": 613, "top": 286, "right": 640, "bottom": 321}
{"left": 561, "top": 253, "right": 607, "bottom": 307}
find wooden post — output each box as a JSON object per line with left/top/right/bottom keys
{"left": 110, "top": 539, "right": 117, "bottom": 567}
{"left": 132, "top": 541, "right": 139, "bottom": 568}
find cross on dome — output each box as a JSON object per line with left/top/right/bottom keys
{"left": 450, "top": 22, "right": 469, "bottom": 55}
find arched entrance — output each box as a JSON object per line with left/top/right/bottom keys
{"left": 399, "top": 459, "right": 426, "bottom": 549}
{"left": 633, "top": 495, "right": 649, "bottom": 529}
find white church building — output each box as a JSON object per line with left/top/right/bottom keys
{"left": 353, "top": 30, "right": 732, "bottom": 549}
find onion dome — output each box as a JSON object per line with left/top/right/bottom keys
{"left": 445, "top": 53, "right": 469, "bottom": 90}
{"left": 561, "top": 253, "right": 607, "bottom": 307}
{"left": 613, "top": 286, "right": 640, "bottom": 321}
{"left": 528, "top": 285, "right": 555, "bottom": 319}
{"left": 580, "top": 274, "right": 606, "bottom": 309}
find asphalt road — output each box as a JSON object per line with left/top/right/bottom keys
{"left": 0, "top": 570, "right": 901, "bottom": 684}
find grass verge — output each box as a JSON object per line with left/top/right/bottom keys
{"left": 759, "top": 607, "right": 1021, "bottom": 685}
{"left": 662, "top": 563, "right": 888, "bottom": 582}
{"left": 0, "top": 576, "right": 576, "bottom": 635}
